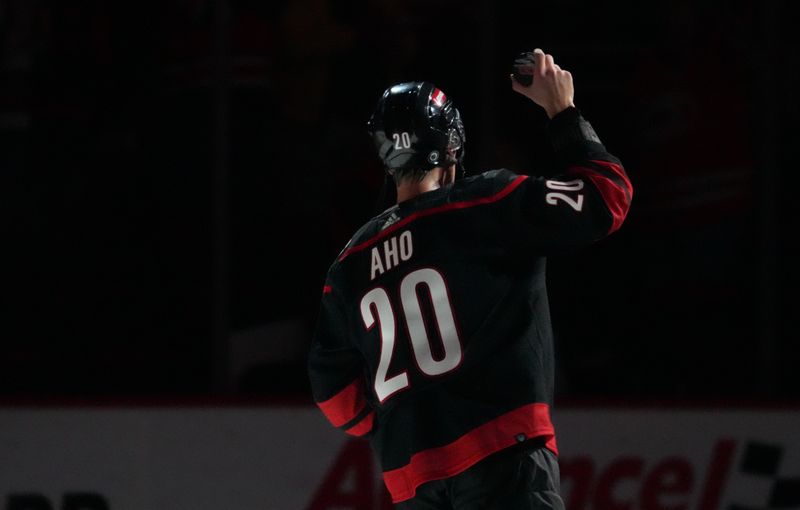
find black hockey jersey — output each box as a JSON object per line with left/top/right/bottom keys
{"left": 308, "top": 107, "right": 633, "bottom": 503}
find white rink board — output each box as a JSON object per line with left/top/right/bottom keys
{"left": 1, "top": 407, "right": 799, "bottom": 510}
{"left": 0, "top": 408, "right": 343, "bottom": 510}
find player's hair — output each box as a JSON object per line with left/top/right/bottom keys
{"left": 391, "top": 167, "right": 430, "bottom": 184}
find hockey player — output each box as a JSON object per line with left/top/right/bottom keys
{"left": 309, "top": 49, "right": 633, "bottom": 509}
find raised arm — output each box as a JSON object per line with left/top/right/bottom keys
{"left": 507, "top": 49, "right": 633, "bottom": 251}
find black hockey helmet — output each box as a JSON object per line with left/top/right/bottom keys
{"left": 367, "top": 82, "right": 465, "bottom": 176}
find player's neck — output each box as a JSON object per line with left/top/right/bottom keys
{"left": 396, "top": 166, "right": 455, "bottom": 204}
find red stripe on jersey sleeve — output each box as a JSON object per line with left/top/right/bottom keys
{"left": 571, "top": 160, "right": 632, "bottom": 234}
{"left": 344, "top": 410, "right": 375, "bottom": 437}
{"left": 338, "top": 175, "right": 529, "bottom": 262}
{"left": 382, "top": 402, "right": 557, "bottom": 503}
{"left": 316, "top": 379, "right": 368, "bottom": 428}
{"left": 322, "top": 285, "right": 332, "bottom": 294}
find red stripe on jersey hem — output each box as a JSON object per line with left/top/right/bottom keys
{"left": 338, "top": 175, "right": 530, "bottom": 262}
{"left": 382, "top": 402, "right": 557, "bottom": 503}
{"left": 316, "top": 379, "right": 367, "bottom": 428}
{"left": 571, "top": 160, "right": 632, "bottom": 234}
{"left": 345, "top": 410, "right": 375, "bottom": 437}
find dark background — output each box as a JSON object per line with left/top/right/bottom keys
{"left": 1, "top": 0, "right": 796, "bottom": 400}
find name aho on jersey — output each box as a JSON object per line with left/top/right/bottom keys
{"left": 370, "top": 231, "right": 413, "bottom": 280}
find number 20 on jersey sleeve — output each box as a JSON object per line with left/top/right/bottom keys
{"left": 360, "top": 268, "right": 462, "bottom": 403}
{"left": 545, "top": 178, "right": 584, "bottom": 211}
